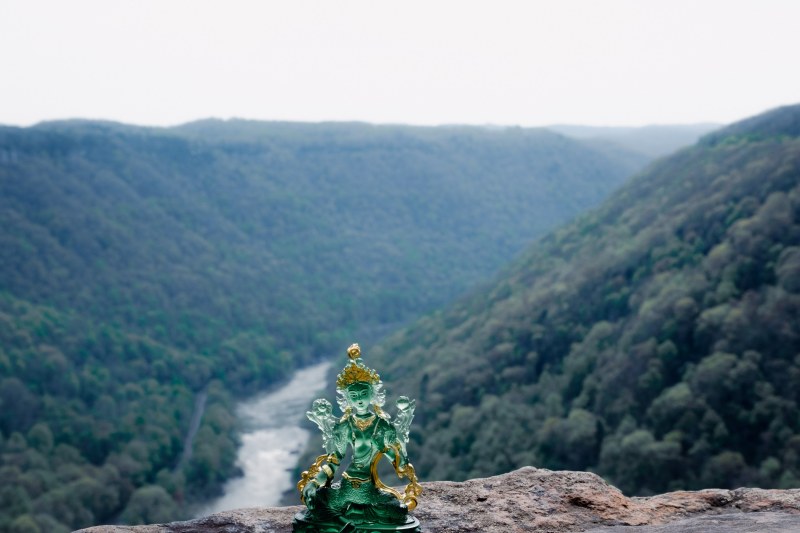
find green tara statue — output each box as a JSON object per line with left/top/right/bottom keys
{"left": 293, "top": 343, "right": 422, "bottom": 533}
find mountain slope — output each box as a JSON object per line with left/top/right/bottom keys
{"left": 0, "top": 121, "right": 646, "bottom": 356}
{"left": 371, "top": 104, "right": 800, "bottom": 495}
{"left": 0, "top": 120, "right": 645, "bottom": 530}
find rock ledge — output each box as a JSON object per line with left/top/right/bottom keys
{"left": 78, "top": 467, "right": 800, "bottom": 532}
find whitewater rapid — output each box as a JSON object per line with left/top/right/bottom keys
{"left": 196, "top": 361, "right": 331, "bottom": 515}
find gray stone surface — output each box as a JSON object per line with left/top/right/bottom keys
{"left": 77, "top": 467, "right": 800, "bottom": 533}
{"left": 582, "top": 511, "right": 800, "bottom": 533}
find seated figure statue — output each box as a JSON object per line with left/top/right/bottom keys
{"left": 293, "top": 344, "right": 422, "bottom": 533}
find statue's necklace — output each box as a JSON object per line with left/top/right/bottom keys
{"left": 351, "top": 413, "right": 376, "bottom": 431}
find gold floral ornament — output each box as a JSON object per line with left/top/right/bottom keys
{"left": 347, "top": 343, "right": 361, "bottom": 360}
{"left": 336, "top": 343, "right": 381, "bottom": 390}
{"left": 370, "top": 443, "right": 423, "bottom": 511}
{"left": 297, "top": 453, "right": 339, "bottom": 504}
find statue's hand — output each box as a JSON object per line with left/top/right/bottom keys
{"left": 303, "top": 482, "right": 317, "bottom": 510}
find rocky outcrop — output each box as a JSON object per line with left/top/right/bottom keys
{"left": 78, "top": 467, "right": 800, "bottom": 533}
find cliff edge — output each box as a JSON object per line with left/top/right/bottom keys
{"left": 78, "top": 467, "right": 800, "bottom": 533}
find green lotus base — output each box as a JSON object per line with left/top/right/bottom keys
{"left": 292, "top": 511, "right": 421, "bottom": 533}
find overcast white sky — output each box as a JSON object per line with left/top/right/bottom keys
{"left": 1, "top": 0, "right": 798, "bottom": 128}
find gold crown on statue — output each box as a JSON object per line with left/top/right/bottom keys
{"left": 336, "top": 343, "right": 381, "bottom": 389}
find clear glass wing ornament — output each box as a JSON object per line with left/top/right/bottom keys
{"left": 392, "top": 396, "right": 415, "bottom": 455}
{"left": 306, "top": 398, "right": 337, "bottom": 454}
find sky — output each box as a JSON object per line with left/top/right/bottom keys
{"left": 1, "top": 0, "right": 799, "bottom": 128}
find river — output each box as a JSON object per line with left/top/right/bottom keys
{"left": 196, "top": 360, "right": 332, "bottom": 515}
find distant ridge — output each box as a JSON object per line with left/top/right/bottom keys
{"left": 547, "top": 123, "right": 720, "bottom": 158}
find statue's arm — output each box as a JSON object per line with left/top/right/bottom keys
{"left": 300, "top": 445, "right": 346, "bottom": 508}
{"left": 319, "top": 423, "right": 348, "bottom": 480}
{"left": 301, "top": 403, "right": 348, "bottom": 508}
{"left": 382, "top": 423, "right": 408, "bottom": 468}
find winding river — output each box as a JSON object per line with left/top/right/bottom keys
{"left": 196, "top": 361, "right": 332, "bottom": 515}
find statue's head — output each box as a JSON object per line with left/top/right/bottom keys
{"left": 336, "top": 343, "right": 386, "bottom": 415}
{"left": 346, "top": 381, "right": 374, "bottom": 415}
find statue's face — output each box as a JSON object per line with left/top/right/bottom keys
{"left": 346, "top": 383, "right": 373, "bottom": 415}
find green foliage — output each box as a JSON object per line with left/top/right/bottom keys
{"left": 0, "top": 120, "right": 643, "bottom": 528}
{"left": 120, "top": 485, "right": 179, "bottom": 525}
{"left": 8, "top": 515, "right": 40, "bottom": 533}
{"left": 0, "top": 120, "right": 643, "bottom": 362}
{"left": 372, "top": 104, "right": 800, "bottom": 495}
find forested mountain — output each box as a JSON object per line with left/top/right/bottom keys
{"left": 0, "top": 120, "right": 645, "bottom": 531}
{"left": 371, "top": 104, "right": 800, "bottom": 495}
{"left": 1, "top": 120, "right": 646, "bottom": 355}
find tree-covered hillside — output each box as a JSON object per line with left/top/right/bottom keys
{"left": 0, "top": 120, "right": 644, "bottom": 531}
{"left": 0, "top": 121, "right": 645, "bottom": 356}
{"left": 371, "top": 104, "right": 800, "bottom": 495}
